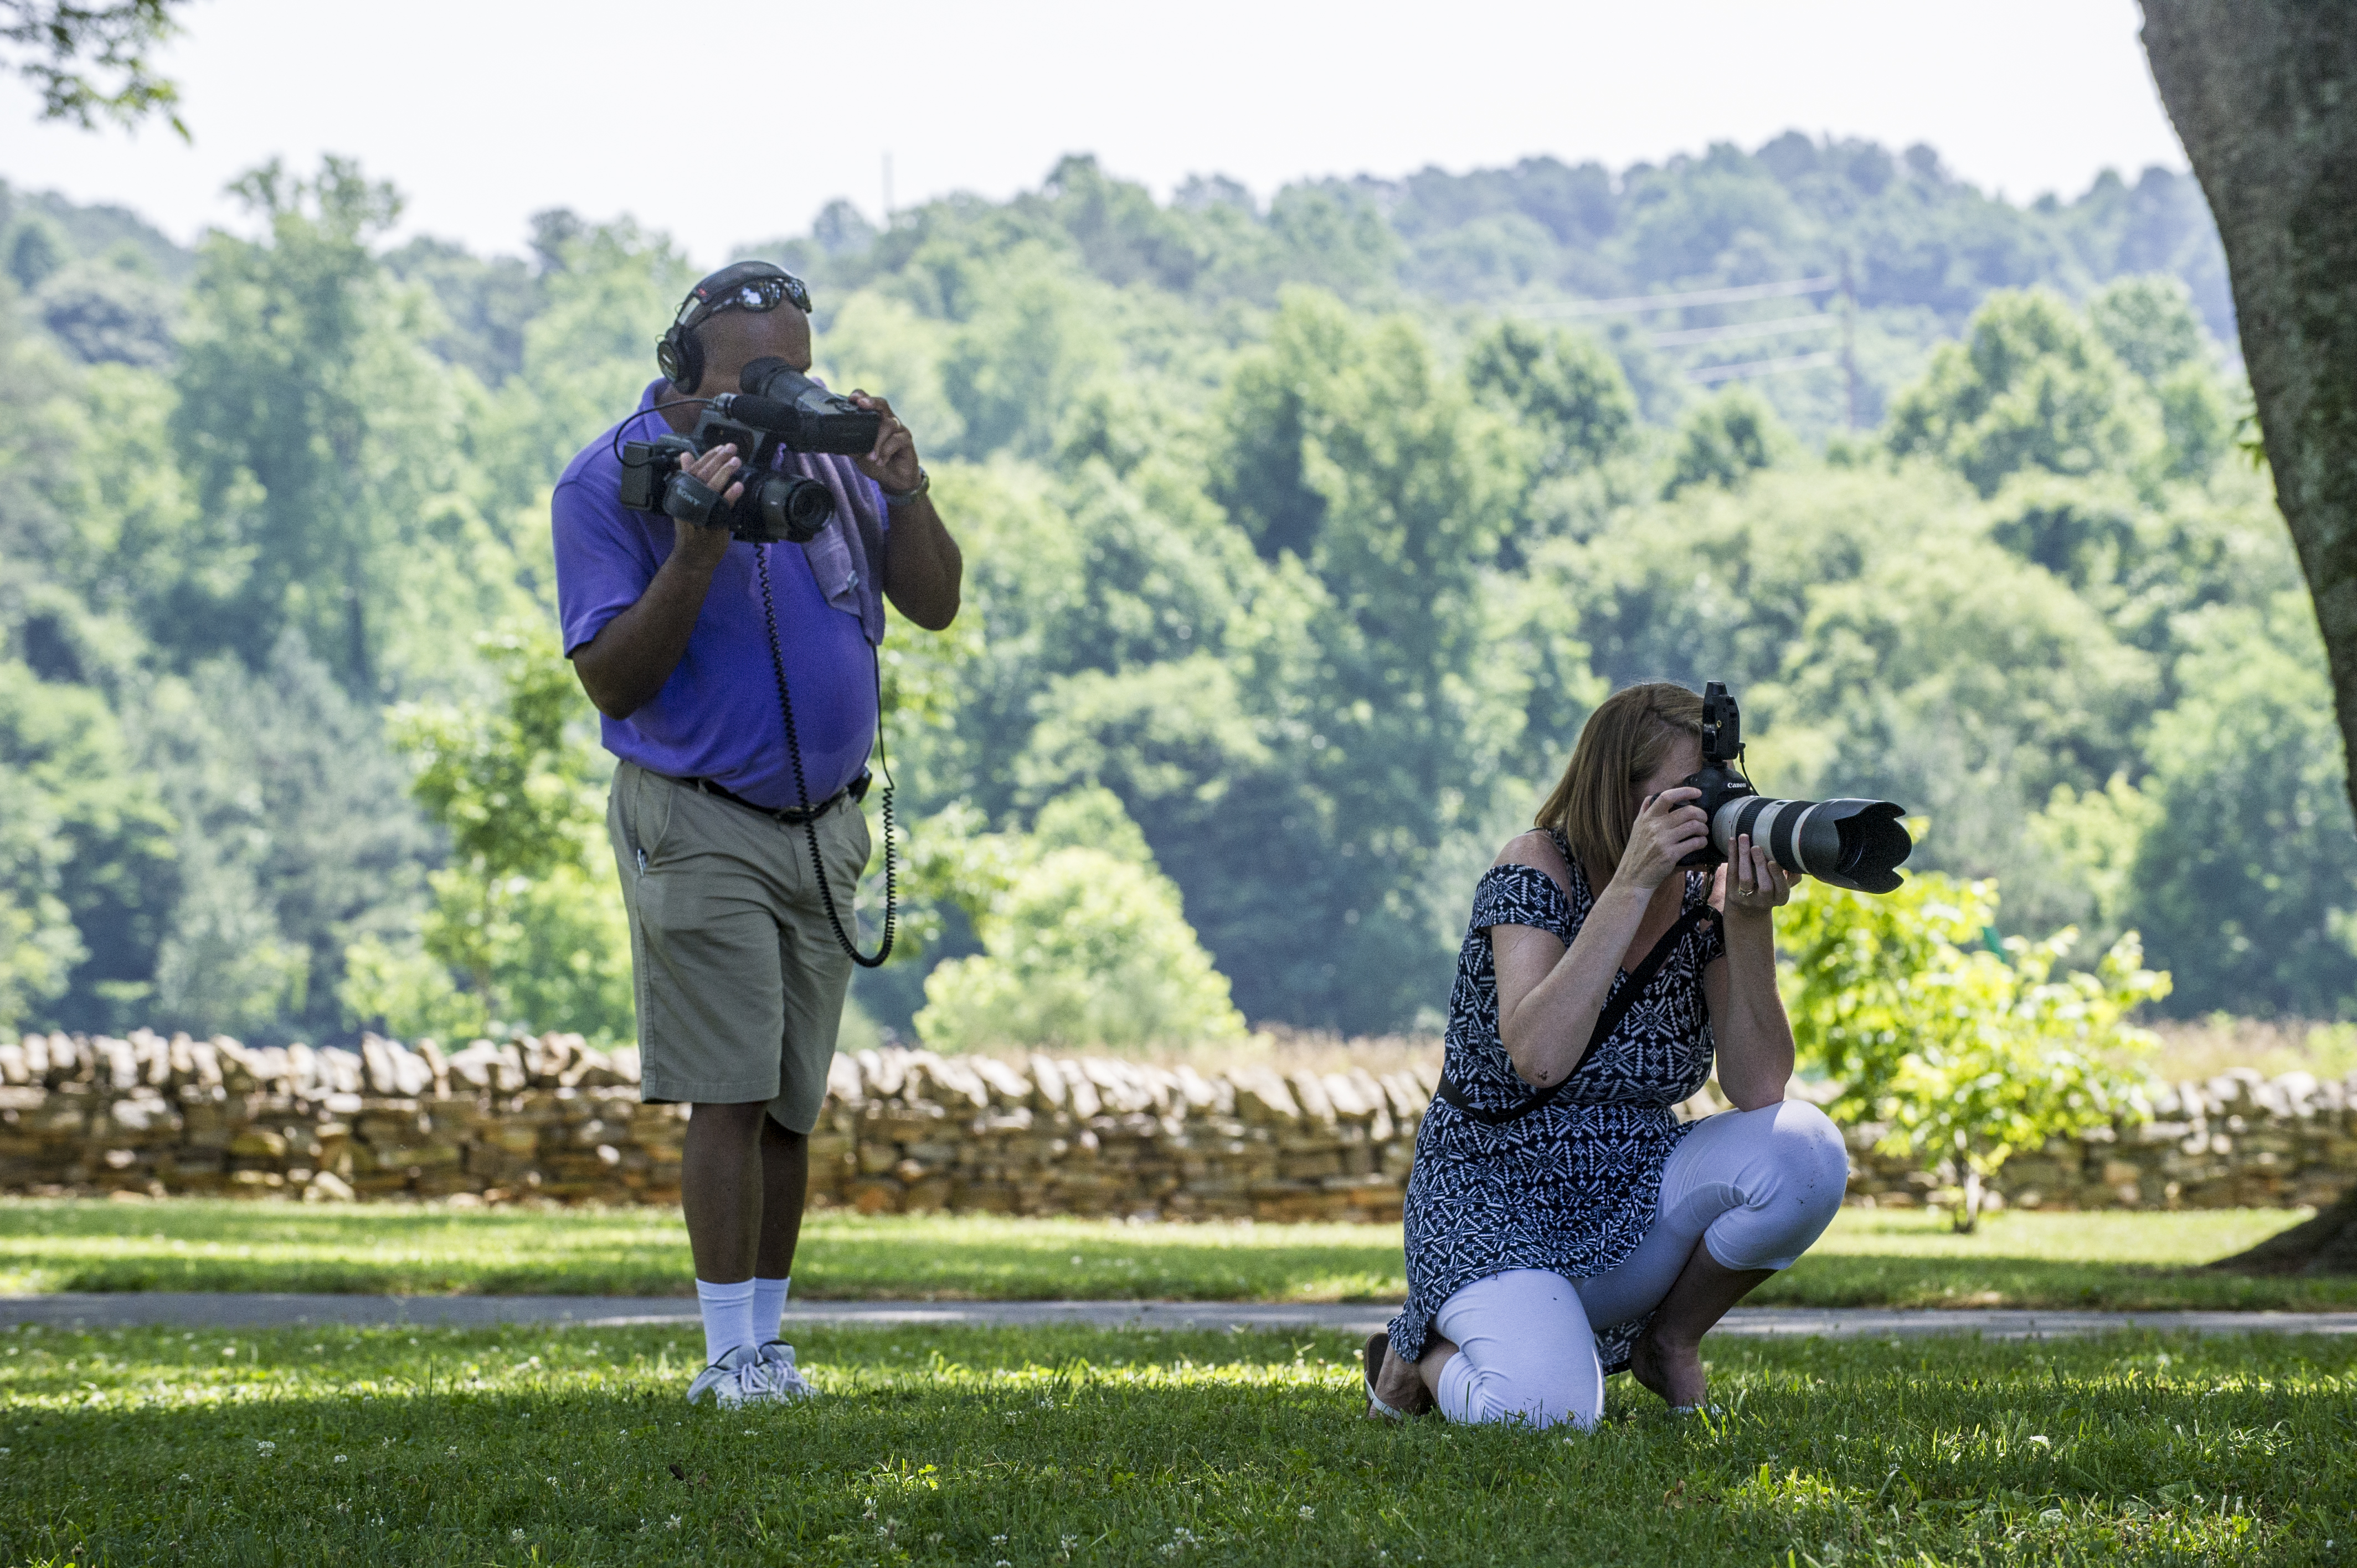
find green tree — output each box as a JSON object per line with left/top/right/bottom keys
{"left": 339, "top": 625, "right": 630, "bottom": 1043}
{"left": 913, "top": 789, "right": 1245, "bottom": 1053}
{"left": 1180, "top": 291, "right": 1524, "bottom": 1027}
{"left": 938, "top": 246, "right": 1118, "bottom": 460}
{"left": 135, "top": 631, "right": 432, "bottom": 1041}
{"left": 6, "top": 215, "right": 64, "bottom": 290}
{"left": 1, "top": 0, "right": 188, "bottom": 136}
{"left": 1464, "top": 318, "right": 1636, "bottom": 476}
{"left": 2086, "top": 274, "right": 2206, "bottom": 384}
{"left": 1661, "top": 384, "right": 1795, "bottom": 497}
{"left": 2129, "top": 592, "right": 2357, "bottom": 1015}
{"left": 1885, "top": 288, "right": 2162, "bottom": 496}
{"left": 34, "top": 255, "right": 176, "bottom": 367}
{"left": 472, "top": 215, "right": 694, "bottom": 530}
{"left": 1780, "top": 871, "right": 2167, "bottom": 1231}
{"left": 169, "top": 157, "right": 473, "bottom": 690}
{"left": 2087, "top": 275, "right": 2232, "bottom": 480}
{"left": 1536, "top": 463, "right": 2159, "bottom": 935}
{"left": 0, "top": 673, "right": 90, "bottom": 1034}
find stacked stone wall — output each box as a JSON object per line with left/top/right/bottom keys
{"left": 0, "top": 1031, "right": 2350, "bottom": 1217}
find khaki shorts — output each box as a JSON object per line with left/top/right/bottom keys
{"left": 606, "top": 760, "right": 872, "bottom": 1132}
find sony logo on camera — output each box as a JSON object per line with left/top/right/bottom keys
{"left": 617, "top": 357, "right": 882, "bottom": 544}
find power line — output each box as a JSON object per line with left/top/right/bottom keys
{"left": 1519, "top": 275, "right": 1840, "bottom": 319}
{"left": 1689, "top": 350, "right": 1840, "bottom": 385}
{"left": 1649, "top": 314, "right": 1838, "bottom": 348}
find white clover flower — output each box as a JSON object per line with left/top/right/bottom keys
{"left": 667, "top": 1516, "right": 682, "bottom": 1530}
{"left": 177, "top": 1473, "right": 193, "bottom": 1482}
{"left": 510, "top": 1528, "right": 526, "bottom": 1543}
{"left": 992, "top": 1535, "right": 1009, "bottom": 1545}
{"left": 254, "top": 1441, "right": 275, "bottom": 1456}
{"left": 333, "top": 1455, "right": 347, "bottom": 1464}
{"left": 1299, "top": 1506, "right": 1315, "bottom": 1520}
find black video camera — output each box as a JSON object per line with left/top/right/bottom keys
{"left": 617, "top": 357, "right": 882, "bottom": 544}
{"left": 1677, "top": 680, "right": 1913, "bottom": 894}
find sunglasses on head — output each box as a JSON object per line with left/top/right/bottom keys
{"left": 672, "top": 264, "right": 812, "bottom": 332}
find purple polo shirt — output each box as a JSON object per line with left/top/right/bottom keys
{"left": 552, "top": 383, "right": 884, "bottom": 809}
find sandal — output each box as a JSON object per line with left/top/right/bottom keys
{"left": 1362, "top": 1330, "right": 1428, "bottom": 1420}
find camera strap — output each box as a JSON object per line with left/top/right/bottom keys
{"left": 1433, "top": 901, "right": 1718, "bottom": 1127}
{"left": 754, "top": 544, "right": 897, "bottom": 969}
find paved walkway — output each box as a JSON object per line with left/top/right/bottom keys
{"left": 3, "top": 1294, "right": 2354, "bottom": 1340}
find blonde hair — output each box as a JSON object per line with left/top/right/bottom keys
{"left": 1536, "top": 682, "right": 1706, "bottom": 890}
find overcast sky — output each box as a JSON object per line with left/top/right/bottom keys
{"left": 1, "top": 0, "right": 2187, "bottom": 266}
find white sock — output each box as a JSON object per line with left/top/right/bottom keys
{"left": 694, "top": 1278, "right": 757, "bottom": 1365}
{"left": 752, "top": 1276, "right": 790, "bottom": 1342}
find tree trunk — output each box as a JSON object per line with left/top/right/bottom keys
{"left": 1953, "top": 1165, "right": 1983, "bottom": 1236}
{"left": 2142, "top": 1, "right": 2357, "bottom": 1275}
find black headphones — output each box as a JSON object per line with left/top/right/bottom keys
{"left": 656, "top": 260, "right": 814, "bottom": 393}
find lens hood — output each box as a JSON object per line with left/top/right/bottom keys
{"left": 1711, "top": 794, "right": 1911, "bottom": 893}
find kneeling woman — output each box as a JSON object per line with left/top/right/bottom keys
{"left": 1368, "top": 682, "right": 1849, "bottom": 1427}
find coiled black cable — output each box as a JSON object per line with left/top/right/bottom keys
{"left": 754, "top": 544, "right": 896, "bottom": 968}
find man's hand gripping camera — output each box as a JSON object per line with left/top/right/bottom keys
{"left": 618, "top": 357, "right": 882, "bottom": 544}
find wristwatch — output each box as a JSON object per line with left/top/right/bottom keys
{"left": 881, "top": 466, "right": 930, "bottom": 508}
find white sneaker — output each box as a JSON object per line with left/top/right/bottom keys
{"left": 756, "top": 1340, "right": 817, "bottom": 1400}
{"left": 686, "top": 1343, "right": 768, "bottom": 1408}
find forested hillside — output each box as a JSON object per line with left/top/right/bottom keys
{"left": 1, "top": 135, "right": 2331, "bottom": 1049}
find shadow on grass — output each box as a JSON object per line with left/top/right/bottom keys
{"left": 0, "top": 1201, "right": 1408, "bottom": 1301}
{"left": 3, "top": 1200, "right": 2349, "bottom": 1312}
{"left": 1757, "top": 1252, "right": 2357, "bottom": 1312}
{"left": 0, "top": 1324, "right": 2346, "bottom": 1566}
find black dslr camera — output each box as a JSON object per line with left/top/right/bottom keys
{"left": 1677, "top": 681, "right": 1913, "bottom": 894}
{"left": 617, "top": 357, "right": 882, "bottom": 544}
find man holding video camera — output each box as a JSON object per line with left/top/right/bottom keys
{"left": 551, "top": 261, "right": 962, "bottom": 1407}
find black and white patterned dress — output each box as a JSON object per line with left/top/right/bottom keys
{"left": 1387, "top": 830, "right": 1725, "bottom": 1374}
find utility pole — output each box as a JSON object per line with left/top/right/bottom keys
{"left": 1841, "top": 251, "right": 1860, "bottom": 433}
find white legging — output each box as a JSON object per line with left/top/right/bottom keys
{"left": 1432, "top": 1100, "right": 1849, "bottom": 1430}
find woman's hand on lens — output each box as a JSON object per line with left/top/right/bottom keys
{"left": 1717, "top": 832, "right": 1795, "bottom": 918}
{"left": 1618, "top": 786, "right": 1710, "bottom": 890}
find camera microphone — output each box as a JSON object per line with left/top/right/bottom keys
{"left": 717, "top": 393, "right": 797, "bottom": 431}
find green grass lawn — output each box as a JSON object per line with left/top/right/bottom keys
{"left": 0, "top": 1319, "right": 2345, "bottom": 1566}
{"left": 1, "top": 1199, "right": 2350, "bottom": 1312}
